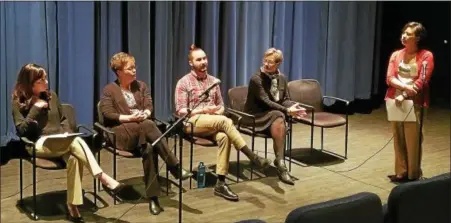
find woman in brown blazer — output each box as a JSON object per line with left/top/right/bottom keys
{"left": 12, "top": 63, "right": 123, "bottom": 222}
{"left": 99, "top": 52, "right": 192, "bottom": 215}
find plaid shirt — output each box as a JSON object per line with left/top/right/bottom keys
{"left": 175, "top": 71, "right": 224, "bottom": 114}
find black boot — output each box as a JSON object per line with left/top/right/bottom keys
{"left": 251, "top": 155, "right": 271, "bottom": 170}
{"left": 169, "top": 164, "right": 193, "bottom": 180}
{"left": 274, "top": 160, "right": 294, "bottom": 185}
{"left": 240, "top": 146, "right": 271, "bottom": 169}
{"left": 149, "top": 197, "right": 164, "bottom": 215}
{"left": 213, "top": 181, "right": 239, "bottom": 201}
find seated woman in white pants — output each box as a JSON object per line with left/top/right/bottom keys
{"left": 11, "top": 63, "right": 124, "bottom": 223}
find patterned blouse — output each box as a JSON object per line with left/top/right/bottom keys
{"left": 395, "top": 58, "right": 417, "bottom": 97}
{"left": 121, "top": 89, "right": 140, "bottom": 114}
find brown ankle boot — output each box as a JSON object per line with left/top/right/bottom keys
{"left": 274, "top": 160, "right": 294, "bottom": 185}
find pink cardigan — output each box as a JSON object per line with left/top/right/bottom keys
{"left": 385, "top": 48, "right": 434, "bottom": 107}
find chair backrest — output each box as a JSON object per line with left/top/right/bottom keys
{"left": 61, "top": 104, "right": 78, "bottom": 132}
{"left": 287, "top": 79, "right": 323, "bottom": 112}
{"left": 385, "top": 173, "right": 451, "bottom": 223}
{"left": 96, "top": 102, "right": 104, "bottom": 125}
{"left": 228, "top": 86, "right": 248, "bottom": 112}
{"left": 285, "top": 192, "right": 384, "bottom": 223}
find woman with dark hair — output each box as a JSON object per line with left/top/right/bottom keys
{"left": 12, "top": 63, "right": 123, "bottom": 222}
{"left": 385, "top": 22, "right": 434, "bottom": 182}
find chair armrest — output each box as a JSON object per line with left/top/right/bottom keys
{"left": 21, "top": 137, "right": 35, "bottom": 146}
{"left": 77, "top": 124, "right": 98, "bottom": 136}
{"left": 94, "top": 122, "right": 115, "bottom": 135}
{"left": 154, "top": 118, "right": 170, "bottom": 127}
{"left": 226, "top": 108, "right": 243, "bottom": 124}
{"left": 291, "top": 102, "right": 315, "bottom": 124}
{"left": 94, "top": 122, "right": 116, "bottom": 147}
{"left": 297, "top": 102, "right": 315, "bottom": 111}
{"left": 227, "top": 108, "right": 257, "bottom": 130}
{"left": 227, "top": 108, "right": 255, "bottom": 120}
{"left": 170, "top": 113, "right": 194, "bottom": 138}
{"left": 20, "top": 137, "right": 36, "bottom": 159}
{"left": 323, "top": 96, "right": 350, "bottom": 106}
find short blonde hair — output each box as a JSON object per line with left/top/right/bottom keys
{"left": 263, "top": 48, "right": 283, "bottom": 64}
{"left": 110, "top": 52, "right": 135, "bottom": 73}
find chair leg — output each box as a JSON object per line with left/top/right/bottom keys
{"left": 19, "top": 158, "right": 23, "bottom": 205}
{"left": 97, "top": 152, "right": 101, "bottom": 191}
{"left": 32, "top": 158, "right": 37, "bottom": 220}
{"left": 345, "top": 121, "right": 349, "bottom": 159}
{"left": 93, "top": 177, "right": 97, "bottom": 206}
{"left": 310, "top": 124, "right": 314, "bottom": 155}
{"left": 113, "top": 152, "right": 117, "bottom": 205}
{"left": 165, "top": 166, "right": 169, "bottom": 196}
{"left": 174, "top": 135, "right": 177, "bottom": 157}
{"left": 249, "top": 133, "right": 256, "bottom": 181}
{"left": 264, "top": 138, "right": 267, "bottom": 159}
{"left": 236, "top": 152, "right": 240, "bottom": 183}
{"left": 90, "top": 137, "right": 97, "bottom": 206}
{"left": 289, "top": 122, "right": 293, "bottom": 171}
{"left": 189, "top": 138, "right": 193, "bottom": 189}
{"left": 165, "top": 137, "right": 170, "bottom": 196}
{"left": 321, "top": 127, "right": 324, "bottom": 151}
{"left": 93, "top": 154, "right": 97, "bottom": 206}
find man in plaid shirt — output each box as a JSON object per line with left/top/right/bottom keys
{"left": 175, "top": 44, "right": 271, "bottom": 202}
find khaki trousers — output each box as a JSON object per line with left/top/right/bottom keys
{"left": 184, "top": 114, "right": 247, "bottom": 176}
{"left": 391, "top": 105, "right": 426, "bottom": 179}
{"left": 31, "top": 136, "right": 102, "bottom": 205}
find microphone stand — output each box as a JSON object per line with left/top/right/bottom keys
{"left": 151, "top": 93, "right": 210, "bottom": 223}
{"left": 417, "top": 62, "right": 426, "bottom": 178}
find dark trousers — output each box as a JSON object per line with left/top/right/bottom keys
{"left": 139, "top": 120, "right": 178, "bottom": 198}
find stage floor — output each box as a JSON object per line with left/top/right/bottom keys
{"left": 1, "top": 107, "right": 449, "bottom": 223}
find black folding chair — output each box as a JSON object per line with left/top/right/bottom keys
{"left": 17, "top": 104, "right": 98, "bottom": 220}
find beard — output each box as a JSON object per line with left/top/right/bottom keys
{"left": 194, "top": 64, "right": 208, "bottom": 73}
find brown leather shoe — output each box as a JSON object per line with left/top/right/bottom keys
{"left": 214, "top": 182, "right": 239, "bottom": 201}
{"left": 387, "top": 174, "right": 409, "bottom": 183}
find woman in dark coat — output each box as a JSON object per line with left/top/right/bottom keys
{"left": 244, "top": 48, "right": 306, "bottom": 185}
{"left": 99, "top": 52, "right": 192, "bottom": 215}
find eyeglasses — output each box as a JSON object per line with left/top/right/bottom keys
{"left": 123, "top": 66, "right": 136, "bottom": 71}
{"left": 263, "top": 59, "right": 277, "bottom": 65}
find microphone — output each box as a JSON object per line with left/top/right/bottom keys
{"left": 199, "top": 80, "right": 221, "bottom": 97}
{"left": 39, "top": 91, "right": 50, "bottom": 110}
{"left": 421, "top": 61, "right": 427, "bottom": 82}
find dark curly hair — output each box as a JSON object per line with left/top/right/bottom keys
{"left": 12, "top": 63, "right": 51, "bottom": 111}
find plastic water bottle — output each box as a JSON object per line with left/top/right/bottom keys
{"left": 197, "top": 162, "right": 206, "bottom": 188}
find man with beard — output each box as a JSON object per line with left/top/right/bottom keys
{"left": 174, "top": 44, "right": 271, "bottom": 201}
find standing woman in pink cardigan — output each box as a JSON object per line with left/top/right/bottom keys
{"left": 385, "top": 22, "right": 434, "bottom": 182}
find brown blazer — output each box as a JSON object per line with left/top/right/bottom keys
{"left": 99, "top": 80, "right": 153, "bottom": 151}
